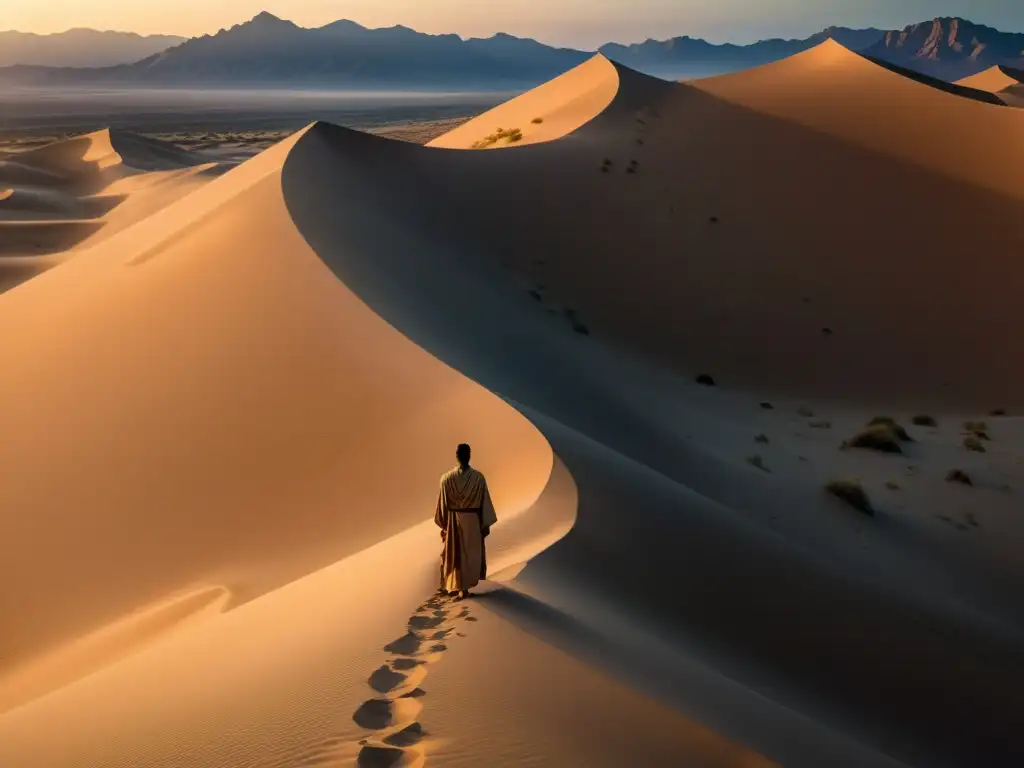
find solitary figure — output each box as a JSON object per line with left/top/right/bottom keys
{"left": 435, "top": 444, "right": 497, "bottom": 599}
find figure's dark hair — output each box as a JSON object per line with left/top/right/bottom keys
{"left": 456, "top": 443, "right": 471, "bottom": 463}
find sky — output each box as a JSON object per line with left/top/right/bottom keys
{"left": 5, "top": 0, "right": 1024, "bottom": 49}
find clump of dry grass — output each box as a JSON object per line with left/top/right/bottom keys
{"left": 963, "top": 435, "right": 986, "bottom": 453}
{"left": 825, "top": 479, "right": 874, "bottom": 516}
{"left": 845, "top": 423, "right": 903, "bottom": 454}
{"left": 696, "top": 373, "right": 716, "bottom": 387}
{"left": 471, "top": 127, "right": 523, "bottom": 149}
{"left": 946, "top": 469, "right": 973, "bottom": 486}
{"left": 912, "top": 414, "right": 938, "bottom": 427}
{"left": 747, "top": 454, "right": 770, "bottom": 472}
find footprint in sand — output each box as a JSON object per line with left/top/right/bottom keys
{"left": 351, "top": 593, "right": 478, "bottom": 766}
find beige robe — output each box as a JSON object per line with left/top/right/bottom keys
{"left": 435, "top": 465, "right": 497, "bottom": 593}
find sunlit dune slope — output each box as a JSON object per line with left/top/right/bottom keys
{"left": 427, "top": 54, "right": 621, "bottom": 149}
{"left": 956, "top": 64, "right": 1024, "bottom": 93}
{"left": 0, "top": 130, "right": 216, "bottom": 278}
{"left": 0, "top": 130, "right": 553, "bottom": 708}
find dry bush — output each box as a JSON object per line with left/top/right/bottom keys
{"left": 867, "top": 416, "right": 912, "bottom": 442}
{"left": 946, "top": 469, "right": 973, "bottom": 486}
{"left": 825, "top": 479, "right": 874, "bottom": 516}
{"left": 846, "top": 424, "right": 903, "bottom": 454}
{"left": 963, "top": 435, "right": 986, "bottom": 453}
{"left": 747, "top": 454, "right": 770, "bottom": 472}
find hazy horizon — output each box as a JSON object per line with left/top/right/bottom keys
{"left": 4, "top": 1, "right": 1024, "bottom": 50}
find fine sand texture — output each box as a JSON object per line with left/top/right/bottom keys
{"left": 955, "top": 65, "right": 1024, "bottom": 107}
{"left": 2, "top": 42, "right": 1024, "bottom": 768}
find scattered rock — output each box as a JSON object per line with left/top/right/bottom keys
{"left": 797, "top": 406, "right": 815, "bottom": 417}
{"left": 946, "top": 469, "right": 973, "bottom": 486}
{"left": 760, "top": 401, "right": 774, "bottom": 410}
{"left": 822, "top": 327, "right": 834, "bottom": 336}
{"left": 912, "top": 414, "right": 938, "bottom": 427}
{"left": 695, "top": 373, "right": 716, "bottom": 386}
{"left": 809, "top": 419, "right": 832, "bottom": 429}
{"left": 626, "top": 166, "right": 637, "bottom": 174}
{"left": 527, "top": 289, "right": 542, "bottom": 302}
{"left": 963, "top": 435, "right": 986, "bottom": 453}
{"left": 990, "top": 408, "right": 1007, "bottom": 417}
{"left": 885, "top": 481, "right": 901, "bottom": 491}
{"left": 966, "top": 512, "right": 980, "bottom": 527}
{"left": 755, "top": 434, "right": 770, "bottom": 444}
{"left": 964, "top": 420, "right": 989, "bottom": 435}
{"left": 636, "top": 138, "right": 645, "bottom": 145}
{"left": 825, "top": 479, "right": 874, "bottom": 516}
{"left": 531, "top": 117, "right": 544, "bottom": 124}
{"left": 708, "top": 216, "right": 719, "bottom": 224}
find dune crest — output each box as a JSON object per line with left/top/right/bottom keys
{"left": 956, "top": 64, "right": 1024, "bottom": 93}
{"left": 0, "top": 129, "right": 217, "bottom": 291}
{"left": 427, "top": 54, "right": 620, "bottom": 149}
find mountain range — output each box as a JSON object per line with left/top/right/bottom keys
{"left": 0, "top": 13, "right": 1021, "bottom": 88}
{"left": 863, "top": 17, "right": 1024, "bottom": 81}
{"left": 0, "top": 28, "right": 184, "bottom": 68}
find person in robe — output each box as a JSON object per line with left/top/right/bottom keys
{"left": 435, "top": 443, "right": 497, "bottom": 599}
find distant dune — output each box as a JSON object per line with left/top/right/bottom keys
{"left": 2, "top": 41, "right": 1024, "bottom": 768}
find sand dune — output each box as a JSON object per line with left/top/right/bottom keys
{"left": 955, "top": 64, "right": 1024, "bottom": 93}
{"left": 0, "top": 129, "right": 216, "bottom": 289}
{"left": 2, "top": 42, "right": 1024, "bottom": 768}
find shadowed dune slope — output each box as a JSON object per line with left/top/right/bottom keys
{"left": 3, "top": 47, "right": 1024, "bottom": 768}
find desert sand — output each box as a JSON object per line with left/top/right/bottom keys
{"left": 955, "top": 65, "right": 1024, "bottom": 107}
{"left": 1, "top": 41, "right": 1023, "bottom": 768}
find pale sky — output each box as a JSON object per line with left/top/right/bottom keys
{"left": 5, "top": 0, "right": 1024, "bottom": 49}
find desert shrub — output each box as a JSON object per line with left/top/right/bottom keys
{"left": 867, "top": 416, "right": 911, "bottom": 441}
{"left": 946, "top": 469, "right": 973, "bottom": 486}
{"left": 825, "top": 479, "right": 874, "bottom": 516}
{"left": 471, "top": 127, "right": 524, "bottom": 149}
{"left": 963, "top": 435, "right": 986, "bottom": 453}
{"left": 747, "top": 454, "right": 770, "bottom": 472}
{"left": 847, "top": 424, "right": 903, "bottom": 454}
{"left": 912, "top": 414, "right": 937, "bottom": 427}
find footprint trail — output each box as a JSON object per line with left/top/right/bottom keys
{"left": 351, "top": 593, "right": 478, "bottom": 766}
